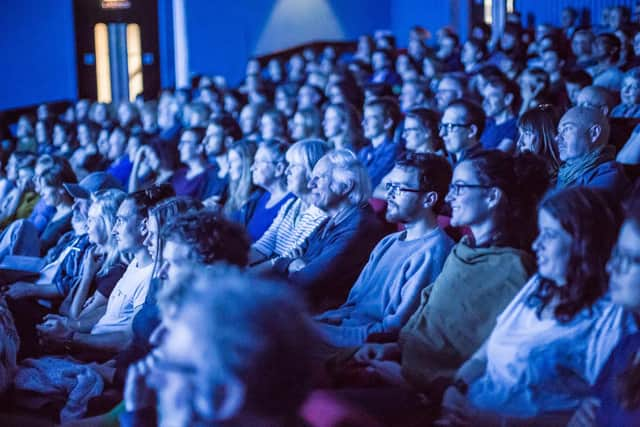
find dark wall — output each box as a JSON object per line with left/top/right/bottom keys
{"left": 0, "top": 0, "right": 77, "bottom": 111}
{"left": 185, "top": 0, "right": 392, "bottom": 86}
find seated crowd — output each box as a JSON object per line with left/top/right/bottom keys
{"left": 0, "top": 5, "right": 640, "bottom": 427}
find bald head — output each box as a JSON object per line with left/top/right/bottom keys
{"left": 576, "top": 85, "right": 616, "bottom": 116}
{"left": 557, "top": 106, "right": 610, "bottom": 161}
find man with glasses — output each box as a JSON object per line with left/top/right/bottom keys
{"left": 314, "top": 153, "right": 454, "bottom": 348}
{"left": 439, "top": 100, "right": 485, "bottom": 166}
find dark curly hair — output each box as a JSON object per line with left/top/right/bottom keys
{"left": 161, "top": 210, "right": 250, "bottom": 267}
{"left": 126, "top": 183, "right": 176, "bottom": 218}
{"left": 527, "top": 187, "right": 622, "bottom": 322}
{"left": 395, "top": 152, "right": 452, "bottom": 214}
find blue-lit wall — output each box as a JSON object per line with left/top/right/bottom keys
{"left": 184, "top": 0, "right": 391, "bottom": 86}
{"left": 0, "top": 0, "right": 77, "bottom": 111}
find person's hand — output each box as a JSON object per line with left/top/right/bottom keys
{"left": 366, "top": 359, "right": 408, "bottom": 387}
{"left": 37, "top": 314, "right": 74, "bottom": 342}
{"left": 288, "top": 258, "right": 307, "bottom": 273}
{"left": 124, "top": 352, "right": 157, "bottom": 411}
{"left": 4, "top": 281, "right": 35, "bottom": 299}
{"left": 567, "top": 397, "right": 601, "bottom": 427}
{"left": 440, "top": 386, "right": 473, "bottom": 425}
{"left": 82, "top": 246, "right": 101, "bottom": 277}
{"left": 353, "top": 343, "right": 388, "bottom": 364}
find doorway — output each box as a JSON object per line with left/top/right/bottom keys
{"left": 74, "top": 0, "right": 161, "bottom": 104}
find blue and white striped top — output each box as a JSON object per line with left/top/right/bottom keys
{"left": 252, "top": 198, "right": 327, "bottom": 259}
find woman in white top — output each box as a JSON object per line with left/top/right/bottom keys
{"left": 439, "top": 187, "right": 639, "bottom": 426}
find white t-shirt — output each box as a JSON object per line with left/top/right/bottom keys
{"left": 91, "top": 261, "right": 153, "bottom": 335}
{"left": 468, "top": 274, "right": 638, "bottom": 417}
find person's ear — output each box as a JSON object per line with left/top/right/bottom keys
{"left": 422, "top": 191, "right": 438, "bottom": 209}
{"left": 504, "top": 93, "right": 514, "bottom": 107}
{"left": 468, "top": 124, "right": 478, "bottom": 139}
{"left": 274, "top": 161, "right": 286, "bottom": 177}
{"left": 210, "top": 376, "right": 245, "bottom": 421}
{"left": 588, "top": 124, "right": 603, "bottom": 143}
{"left": 333, "top": 179, "right": 354, "bottom": 198}
{"left": 383, "top": 116, "right": 394, "bottom": 132}
{"left": 486, "top": 187, "right": 503, "bottom": 210}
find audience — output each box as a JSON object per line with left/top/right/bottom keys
{"left": 1, "top": 9, "right": 639, "bottom": 425}
{"left": 439, "top": 187, "right": 636, "bottom": 426}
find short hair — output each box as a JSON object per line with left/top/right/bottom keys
{"left": 209, "top": 114, "right": 242, "bottom": 142}
{"left": 181, "top": 126, "right": 206, "bottom": 143}
{"left": 405, "top": 107, "right": 444, "bottom": 152}
{"left": 464, "top": 38, "right": 488, "bottom": 60}
{"left": 161, "top": 210, "right": 250, "bottom": 267}
{"left": 364, "top": 97, "right": 401, "bottom": 131}
{"left": 322, "top": 149, "right": 372, "bottom": 205}
{"left": 258, "top": 138, "right": 289, "bottom": 162}
{"left": 597, "top": 33, "right": 622, "bottom": 62}
{"left": 447, "top": 99, "right": 487, "bottom": 135}
{"left": 623, "top": 66, "right": 640, "bottom": 82}
{"left": 484, "top": 75, "right": 522, "bottom": 113}
{"left": 565, "top": 70, "right": 593, "bottom": 86}
{"left": 174, "top": 265, "right": 317, "bottom": 418}
{"left": 395, "top": 152, "right": 452, "bottom": 214}
{"left": 285, "top": 139, "right": 330, "bottom": 178}
{"left": 528, "top": 187, "right": 622, "bottom": 322}
{"left": 125, "top": 183, "right": 176, "bottom": 219}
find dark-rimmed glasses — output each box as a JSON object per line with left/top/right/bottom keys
{"left": 448, "top": 182, "right": 492, "bottom": 196}
{"left": 385, "top": 182, "right": 423, "bottom": 197}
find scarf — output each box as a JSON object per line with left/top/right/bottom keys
{"left": 557, "top": 145, "right": 616, "bottom": 189}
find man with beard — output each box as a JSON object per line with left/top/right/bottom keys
{"left": 314, "top": 153, "right": 454, "bottom": 347}
{"left": 479, "top": 76, "right": 519, "bottom": 153}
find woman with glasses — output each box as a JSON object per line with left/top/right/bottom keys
{"left": 567, "top": 197, "right": 640, "bottom": 427}
{"left": 439, "top": 187, "right": 637, "bottom": 427}
{"left": 331, "top": 151, "right": 548, "bottom": 423}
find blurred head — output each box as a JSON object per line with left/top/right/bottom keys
{"left": 561, "top": 7, "right": 578, "bottom": 29}
{"left": 362, "top": 98, "right": 399, "bottom": 140}
{"left": 107, "top": 127, "right": 128, "bottom": 160}
{"left": 400, "top": 79, "right": 430, "bottom": 112}
{"left": 150, "top": 267, "right": 316, "bottom": 427}
{"left": 461, "top": 39, "right": 486, "bottom": 67}
{"left": 576, "top": 85, "right": 616, "bottom": 115}
{"left": 259, "top": 109, "right": 288, "bottom": 141}
{"left": 608, "top": 199, "right": 640, "bottom": 312}
{"left": 564, "top": 70, "right": 593, "bottom": 105}
{"left": 571, "top": 29, "right": 594, "bottom": 58}
{"left": 435, "top": 75, "right": 466, "bottom": 111}
{"left": 291, "top": 108, "right": 322, "bottom": 141}
{"left": 620, "top": 68, "right": 640, "bottom": 105}
{"left": 178, "top": 128, "right": 206, "bottom": 163}
{"left": 481, "top": 76, "right": 519, "bottom": 118}
{"left": 385, "top": 153, "right": 452, "bottom": 223}
{"left": 593, "top": 33, "right": 621, "bottom": 63}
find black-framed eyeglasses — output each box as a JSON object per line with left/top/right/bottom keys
{"left": 385, "top": 182, "right": 423, "bottom": 197}
{"left": 608, "top": 245, "right": 640, "bottom": 274}
{"left": 448, "top": 182, "right": 492, "bottom": 196}
{"left": 438, "top": 122, "right": 470, "bottom": 134}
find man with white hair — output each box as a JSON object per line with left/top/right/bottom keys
{"left": 274, "top": 150, "right": 385, "bottom": 312}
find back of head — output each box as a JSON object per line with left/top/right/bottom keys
{"left": 181, "top": 266, "right": 317, "bottom": 419}
{"left": 286, "top": 139, "right": 330, "bottom": 178}
{"left": 466, "top": 150, "right": 551, "bottom": 249}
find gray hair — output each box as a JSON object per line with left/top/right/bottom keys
{"left": 285, "top": 138, "right": 330, "bottom": 178}
{"left": 321, "top": 149, "right": 372, "bottom": 205}
{"left": 178, "top": 264, "right": 318, "bottom": 418}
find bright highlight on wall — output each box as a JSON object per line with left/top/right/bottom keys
{"left": 94, "top": 23, "right": 112, "bottom": 103}
{"left": 484, "top": 0, "right": 514, "bottom": 24}
{"left": 127, "top": 23, "right": 144, "bottom": 102}
{"left": 254, "top": 0, "right": 345, "bottom": 55}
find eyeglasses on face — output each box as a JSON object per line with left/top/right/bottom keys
{"left": 448, "top": 182, "right": 492, "bottom": 196}
{"left": 385, "top": 182, "right": 422, "bottom": 197}
{"left": 438, "top": 122, "right": 470, "bottom": 134}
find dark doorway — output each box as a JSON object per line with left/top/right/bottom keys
{"left": 73, "top": 0, "right": 161, "bottom": 104}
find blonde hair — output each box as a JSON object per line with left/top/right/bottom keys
{"left": 322, "top": 149, "right": 372, "bottom": 205}
{"left": 90, "top": 189, "right": 127, "bottom": 276}
{"left": 285, "top": 138, "right": 330, "bottom": 178}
